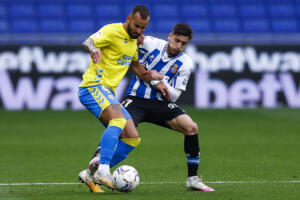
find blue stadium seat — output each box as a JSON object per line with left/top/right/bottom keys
{"left": 123, "top": 4, "right": 152, "bottom": 18}
{"left": 213, "top": 19, "right": 240, "bottom": 33}
{"left": 7, "top": 0, "right": 35, "bottom": 4}
{"left": 0, "top": 4, "right": 6, "bottom": 17}
{"left": 11, "top": 19, "right": 37, "bottom": 32}
{"left": 36, "top": 0, "right": 62, "bottom": 2}
{"left": 95, "top": 19, "right": 121, "bottom": 29}
{"left": 177, "top": 0, "right": 205, "bottom": 2}
{"left": 264, "top": 0, "right": 294, "bottom": 3}
{"left": 153, "top": 5, "right": 178, "bottom": 17}
{"left": 240, "top": 4, "right": 265, "bottom": 17}
{"left": 243, "top": 19, "right": 269, "bottom": 33}
{"left": 211, "top": 5, "right": 237, "bottom": 17}
{"left": 155, "top": 20, "right": 179, "bottom": 33}
{"left": 8, "top": 0, "right": 36, "bottom": 2}
{"left": 268, "top": 4, "right": 295, "bottom": 17}
{"left": 271, "top": 19, "right": 298, "bottom": 33}
{"left": 10, "top": 4, "right": 35, "bottom": 17}
{"left": 66, "top": 4, "right": 92, "bottom": 17}
{"left": 296, "top": 5, "right": 300, "bottom": 16}
{"left": 95, "top": 4, "right": 121, "bottom": 18}
{"left": 69, "top": 20, "right": 95, "bottom": 33}
{"left": 209, "top": 0, "right": 235, "bottom": 3}
{"left": 37, "top": 4, "right": 64, "bottom": 17}
{"left": 0, "top": 20, "right": 9, "bottom": 32}
{"left": 40, "top": 19, "right": 66, "bottom": 32}
{"left": 235, "top": 0, "right": 264, "bottom": 3}
{"left": 186, "top": 20, "right": 211, "bottom": 33}
{"left": 91, "top": 0, "right": 128, "bottom": 3}
{"left": 143, "top": 22, "right": 153, "bottom": 34}
{"left": 182, "top": 4, "right": 208, "bottom": 17}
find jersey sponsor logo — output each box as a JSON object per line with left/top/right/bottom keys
{"left": 170, "top": 64, "right": 178, "bottom": 74}
{"left": 117, "top": 55, "right": 133, "bottom": 66}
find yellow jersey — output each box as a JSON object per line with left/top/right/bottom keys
{"left": 80, "top": 23, "right": 138, "bottom": 93}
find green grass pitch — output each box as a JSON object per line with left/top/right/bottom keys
{"left": 0, "top": 108, "right": 300, "bottom": 200}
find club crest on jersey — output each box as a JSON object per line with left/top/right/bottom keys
{"left": 124, "top": 38, "right": 128, "bottom": 43}
{"left": 170, "top": 64, "right": 178, "bottom": 74}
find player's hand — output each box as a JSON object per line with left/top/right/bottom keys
{"left": 137, "top": 34, "right": 145, "bottom": 46}
{"left": 148, "top": 70, "right": 164, "bottom": 80}
{"left": 155, "top": 82, "right": 170, "bottom": 100}
{"left": 141, "top": 70, "right": 153, "bottom": 82}
{"left": 91, "top": 50, "right": 101, "bottom": 64}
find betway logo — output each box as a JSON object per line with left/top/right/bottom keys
{"left": 0, "top": 71, "right": 129, "bottom": 110}
{"left": 186, "top": 45, "right": 300, "bottom": 72}
{"left": 0, "top": 46, "right": 90, "bottom": 73}
{"left": 195, "top": 72, "right": 300, "bottom": 108}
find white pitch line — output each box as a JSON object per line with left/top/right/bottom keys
{"left": 0, "top": 180, "right": 300, "bottom": 186}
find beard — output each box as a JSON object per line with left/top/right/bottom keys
{"left": 127, "top": 22, "right": 140, "bottom": 39}
{"left": 167, "top": 44, "right": 180, "bottom": 57}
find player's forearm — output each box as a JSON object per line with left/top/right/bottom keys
{"left": 82, "top": 38, "right": 99, "bottom": 53}
{"left": 130, "top": 61, "right": 148, "bottom": 79}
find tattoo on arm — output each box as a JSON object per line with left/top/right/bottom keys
{"left": 82, "top": 38, "right": 98, "bottom": 53}
{"left": 111, "top": 104, "right": 122, "bottom": 111}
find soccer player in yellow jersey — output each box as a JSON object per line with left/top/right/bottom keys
{"left": 78, "top": 5, "right": 151, "bottom": 192}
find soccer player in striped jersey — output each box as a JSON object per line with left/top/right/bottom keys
{"left": 88, "top": 23, "right": 214, "bottom": 191}
{"left": 77, "top": 5, "right": 151, "bottom": 193}
{"left": 124, "top": 23, "right": 214, "bottom": 191}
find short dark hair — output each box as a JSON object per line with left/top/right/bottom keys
{"left": 130, "top": 5, "right": 150, "bottom": 20}
{"left": 172, "top": 23, "right": 193, "bottom": 40}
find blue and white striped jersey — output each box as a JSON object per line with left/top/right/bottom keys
{"left": 126, "top": 36, "right": 193, "bottom": 101}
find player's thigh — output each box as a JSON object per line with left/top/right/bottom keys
{"left": 78, "top": 85, "right": 124, "bottom": 123}
{"left": 166, "top": 114, "right": 198, "bottom": 135}
{"left": 148, "top": 102, "right": 186, "bottom": 129}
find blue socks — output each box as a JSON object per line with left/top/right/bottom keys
{"left": 99, "top": 126, "right": 122, "bottom": 165}
{"left": 110, "top": 140, "right": 135, "bottom": 167}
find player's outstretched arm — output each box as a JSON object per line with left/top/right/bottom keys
{"left": 82, "top": 38, "right": 102, "bottom": 64}
{"left": 129, "top": 60, "right": 152, "bottom": 81}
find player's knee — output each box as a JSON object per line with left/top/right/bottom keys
{"left": 120, "top": 137, "right": 141, "bottom": 147}
{"left": 109, "top": 117, "right": 127, "bottom": 129}
{"left": 184, "top": 122, "right": 198, "bottom": 135}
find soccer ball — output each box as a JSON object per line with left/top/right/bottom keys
{"left": 112, "top": 165, "right": 140, "bottom": 192}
